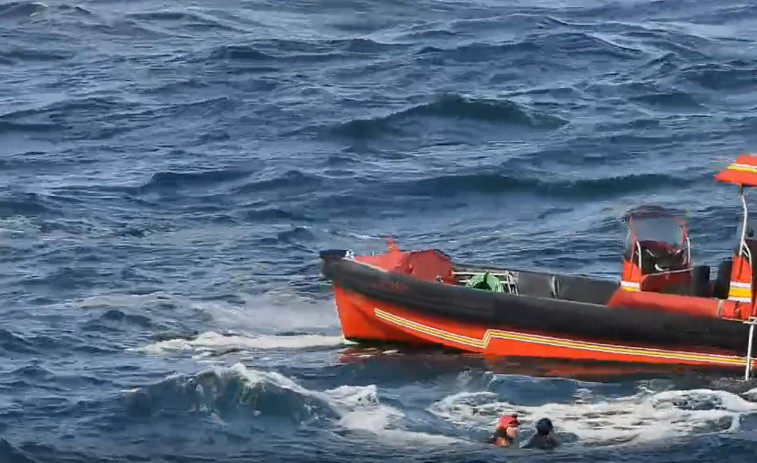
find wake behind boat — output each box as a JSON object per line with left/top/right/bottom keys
{"left": 319, "top": 154, "right": 757, "bottom": 379}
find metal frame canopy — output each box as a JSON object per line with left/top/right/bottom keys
{"left": 715, "top": 155, "right": 757, "bottom": 188}
{"left": 715, "top": 154, "right": 757, "bottom": 380}
{"left": 622, "top": 204, "right": 686, "bottom": 223}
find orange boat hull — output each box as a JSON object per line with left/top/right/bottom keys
{"left": 334, "top": 286, "right": 755, "bottom": 370}
{"left": 320, "top": 244, "right": 757, "bottom": 375}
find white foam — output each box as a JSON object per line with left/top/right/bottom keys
{"left": 130, "top": 331, "right": 346, "bottom": 356}
{"left": 326, "top": 384, "right": 399, "bottom": 431}
{"left": 743, "top": 386, "right": 757, "bottom": 401}
{"left": 324, "top": 383, "right": 462, "bottom": 445}
{"left": 72, "top": 289, "right": 339, "bottom": 335}
{"left": 72, "top": 290, "right": 180, "bottom": 310}
{"left": 429, "top": 386, "right": 757, "bottom": 447}
{"left": 182, "top": 363, "right": 463, "bottom": 446}
{"left": 227, "top": 362, "right": 314, "bottom": 396}
{"left": 194, "top": 292, "right": 339, "bottom": 334}
{"left": 74, "top": 289, "right": 343, "bottom": 357}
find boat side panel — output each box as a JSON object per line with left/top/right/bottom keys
{"left": 361, "top": 296, "right": 753, "bottom": 369}
{"left": 512, "top": 272, "right": 555, "bottom": 299}
{"left": 334, "top": 287, "right": 434, "bottom": 345}
{"left": 550, "top": 274, "right": 619, "bottom": 305}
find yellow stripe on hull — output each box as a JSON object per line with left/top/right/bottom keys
{"left": 373, "top": 308, "right": 750, "bottom": 367}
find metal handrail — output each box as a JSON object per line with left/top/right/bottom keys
{"left": 744, "top": 317, "right": 756, "bottom": 380}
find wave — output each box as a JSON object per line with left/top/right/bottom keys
{"left": 21, "top": 265, "right": 104, "bottom": 292}
{"left": 72, "top": 291, "right": 181, "bottom": 311}
{"left": 276, "top": 226, "right": 315, "bottom": 244}
{"left": 0, "top": 2, "right": 93, "bottom": 20}
{"left": 8, "top": 363, "right": 110, "bottom": 390}
{"left": 139, "top": 77, "right": 211, "bottom": 95}
{"left": 567, "top": 0, "right": 704, "bottom": 22}
{"left": 202, "top": 37, "right": 402, "bottom": 68}
{"left": 1, "top": 96, "right": 132, "bottom": 120}
{"left": 402, "top": 94, "right": 565, "bottom": 124}
{"left": 99, "top": 309, "right": 153, "bottom": 328}
{"left": 0, "top": 1, "right": 46, "bottom": 20}
{"left": 123, "top": 363, "right": 340, "bottom": 424}
{"left": 418, "top": 30, "right": 643, "bottom": 64}
{"left": 309, "top": 168, "right": 707, "bottom": 217}
{"left": 680, "top": 63, "right": 757, "bottom": 91}
{"left": 541, "top": 31, "right": 644, "bottom": 59}
{"left": 394, "top": 171, "right": 699, "bottom": 199}
{"left": 125, "top": 10, "right": 242, "bottom": 33}
{"left": 135, "top": 168, "right": 252, "bottom": 193}
{"left": 0, "top": 328, "right": 38, "bottom": 354}
{"left": 57, "top": 4, "right": 93, "bottom": 17}
{"left": 327, "top": 37, "right": 407, "bottom": 54}
{"left": 0, "top": 97, "right": 143, "bottom": 140}
{"left": 327, "top": 94, "right": 567, "bottom": 140}
{"left": 393, "top": 28, "right": 457, "bottom": 41}
{"left": 583, "top": 79, "right": 706, "bottom": 113}
{"left": 0, "top": 439, "right": 37, "bottom": 463}
{"left": 416, "top": 41, "right": 540, "bottom": 63}
{"left": 242, "top": 206, "right": 312, "bottom": 223}
{"left": 623, "top": 30, "right": 710, "bottom": 61}
{"left": 685, "top": 3, "right": 757, "bottom": 24}
{"left": 104, "top": 96, "right": 235, "bottom": 126}
{"left": 121, "top": 362, "right": 462, "bottom": 446}
{"left": 205, "top": 39, "right": 381, "bottom": 62}
{"left": 232, "top": 170, "right": 324, "bottom": 195}
{"left": 448, "top": 14, "right": 559, "bottom": 33}
{"left": 0, "top": 196, "right": 54, "bottom": 218}
{"left": 126, "top": 11, "right": 199, "bottom": 22}
{"left": 2, "top": 47, "right": 72, "bottom": 63}
{"left": 207, "top": 44, "right": 276, "bottom": 62}
{"left": 629, "top": 90, "right": 704, "bottom": 111}
{"left": 0, "top": 120, "right": 59, "bottom": 134}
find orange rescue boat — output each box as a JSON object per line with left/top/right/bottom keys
{"left": 319, "top": 155, "right": 757, "bottom": 379}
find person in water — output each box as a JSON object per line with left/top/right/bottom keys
{"left": 523, "top": 417, "right": 559, "bottom": 450}
{"left": 486, "top": 414, "right": 520, "bottom": 447}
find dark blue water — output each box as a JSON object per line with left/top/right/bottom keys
{"left": 3, "top": 0, "right": 757, "bottom": 461}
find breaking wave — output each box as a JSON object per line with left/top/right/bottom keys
{"left": 122, "top": 362, "right": 462, "bottom": 446}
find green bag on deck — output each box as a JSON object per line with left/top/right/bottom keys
{"left": 465, "top": 272, "right": 504, "bottom": 292}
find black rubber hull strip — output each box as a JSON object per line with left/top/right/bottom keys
{"left": 322, "top": 257, "right": 756, "bottom": 355}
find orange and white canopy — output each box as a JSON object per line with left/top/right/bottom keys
{"left": 715, "top": 155, "right": 757, "bottom": 187}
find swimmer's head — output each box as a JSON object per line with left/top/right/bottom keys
{"left": 496, "top": 414, "right": 520, "bottom": 440}
{"left": 535, "top": 418, "right": 554, "bottom": 436}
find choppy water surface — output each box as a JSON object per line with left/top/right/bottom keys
{"left": 3, "top": 0, "right": 757, "bottom": 461}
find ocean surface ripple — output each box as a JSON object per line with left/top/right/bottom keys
{"left": 3, "top": 0, "right": 757, "bottom": 461}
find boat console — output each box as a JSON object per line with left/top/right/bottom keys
{"left": 620, "top": 205, "right": 696, "bottom": 295}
